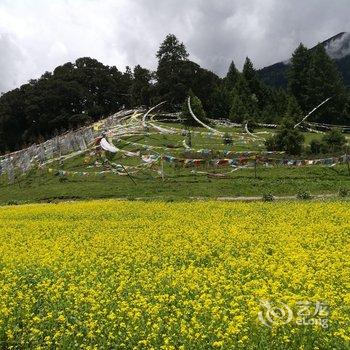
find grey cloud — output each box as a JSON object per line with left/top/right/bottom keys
{"left": 0, "top": 0, "right": 349, "bottom": 93}
{"left": 325, "top": 33, "right": 350, "bottom": 59}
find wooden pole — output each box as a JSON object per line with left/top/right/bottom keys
{"left": 120, "top": 164, "right": 137, "bottom": 185}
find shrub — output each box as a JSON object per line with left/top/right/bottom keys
{"left": 310, "top": 129, "right": 346, "bottom": 155}
{"left": 262, "top": 193, "right": 275, "bottom": 202}
{"left": 7, "top": 200, "right": 19, "bottom": 206}
{"left": 297, "top": 191, "right": 312, "bottom": 200}
{"left": 265, "top": 119, "right": 304, "bottom": 155}
{"left": 322, "top": 129, "right": 346, "bottom": 153}
{"left": 310, "top": 139, "right": 322, "bottom": 154}
{"left": 222, "top": 132, "right": 233, "bottom": 146}
{"left": 339, "top": 188, "right": 349, "bottom": 198}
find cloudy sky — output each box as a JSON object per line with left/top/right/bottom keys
{"left": 0, "top": 0, "right": 349, "bottom": 93}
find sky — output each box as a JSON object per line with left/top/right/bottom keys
{"left": 0, "top": 0, "right": 349, "bottom": 93}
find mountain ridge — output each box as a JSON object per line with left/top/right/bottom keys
{"left": 258, "top": 32, "right": 350, "bottom": 88}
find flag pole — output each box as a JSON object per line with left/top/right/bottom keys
{"left": 119, "top": 163, "right": 137, "bottom": 185}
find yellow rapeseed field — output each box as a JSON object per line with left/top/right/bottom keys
{"left": 0, "top": 200, "right": 349, "bottom": 349}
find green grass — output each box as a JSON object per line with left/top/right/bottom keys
{"left": 1, "top": 163, "right": 349, "bottom": 205}
{"left": 1, "top": 124, "right": 349, "bottom": 205}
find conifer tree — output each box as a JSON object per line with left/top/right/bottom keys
{"left": 156, "top": 34, "right": 189, "bottom": 64}
{"left": 229, "top": 75, "right": 258, "bottom": 122}
{"left": 243, "top": 57, "right": 260, "bottom": 93}
{"left": 284, "top": 95, "right": 303, "bottom": 123}
{"left": 229, "top": 94, "right": 248, "bottom": 122}
{"left": 224, "top": 61, "right": 239, "bottom": 90}
{"left": 242, "top": 57, "right": 268, "bottom": 112}
{"left": 130, "top": 65, "right": 152, "bottom": 106}
{"left": 306, "top": 44, "right": 348, "bottom": 123}
{"left": 209, "top": 85, "right": 231, "bottom": 119}
{"left": 287, "top": 43, "right": 312, "bottom": 112}
{"left": 265, "top": 118, "right": 305, "bottom": 155}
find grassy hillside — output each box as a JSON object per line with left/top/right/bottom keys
{"left": 1, "top": 122, "right": 349, "bottom": 205}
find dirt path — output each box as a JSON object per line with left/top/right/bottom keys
{"left": 191, "top": 193, "right": 338, "bottom": 202}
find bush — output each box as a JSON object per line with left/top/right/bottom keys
{"left": 339, "top": 188, "right": 349, "bottom": 198}
{"left": 310, "top": 139, "right": 322, "bottom": 154}
{"left": 265, "top": 119, "right": 304, "bottom": 155}
{"left": 222, "top": 132, "right": 233, "bottom": 146}
{"left": 262, "top": 193, "right": 275, "bottom": 202}
{"left": 322, "top": 129, "right": 346, "bottom": 153}
{"left": 310, "top": 129, "right": 346, "bottom": 155}
{"left": 297, "top": 191, "right": 312, "bottom": 200}
{"left": 265, "top": 137, "right": 277, "bottom": 151}
{"left": 7, "top": 200, "right": 19, "bottom": 206}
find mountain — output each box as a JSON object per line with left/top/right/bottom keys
{"left": 258, "top": 32, "right": 350, "bottom": 88}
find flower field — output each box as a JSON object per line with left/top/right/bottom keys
{"left": 0, "top": 200, "right": 349, "bottom": 349}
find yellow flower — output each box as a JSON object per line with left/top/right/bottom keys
{"left": 57, "top": 315, "right": 66, "bottom": 323}
{"left": 0, "top": 200, "right": 348, "bottom": 348}
{"left": 212, "top": 340, "right": 224, "bottom": 348}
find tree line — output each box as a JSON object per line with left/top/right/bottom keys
{"left": 0, "top": 34, "right": 349, "bottom": 153}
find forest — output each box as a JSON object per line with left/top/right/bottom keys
{"left": 0, "top": 34, "right": 349, "bottom": 153}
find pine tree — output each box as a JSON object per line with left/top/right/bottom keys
{"left": 130, "top": 65, "right": 152, "bottom": 106}
{"left": 155, "top": 34, "right": 219, "bottom": 112}
{"left": 284, "top": 95, "right": 303, "bottom": 124}
{"left": 242, "top": 57, "right": 268, "bottom": 112}
{"left": 224, "top": 61, "right": 239, "bottom": 90}
{"left": 243, "top": 58, "right": 259, "bottom": 96}
{"left": 261, "top": 88, "right": 288, "bottom": 123}
{"left": 265, "top": 118, "right": 305, "bottom": 155}
{"left": 260, "top": 104, "right": 274, "bottom": 123}
{"left": 229, "top": 94, "right": 248, "bottom": 122}
{"left": 156, "top": 34, "right": 189, "bottom": 64}
{"left": 306, "top": 44, "right": 348, "bottom": 123}
{"left": 274, "top": 89, "right": 289, "bottom": 119}
{"left": 209, "top": 85, "right": 231, "bottom": 119}
{"left": 243, "top": 58, "right": 258, "bottom": 90}
{"left": 287, "top": 43, "right": 312, "bottom": 113}
{"left": 229, "top": 75, "right": 258, "bottom": 122}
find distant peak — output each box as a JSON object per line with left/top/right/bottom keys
{"left": 323, "top": 32, "right": 347, "bottom": 43}
{"left": 322, "top": 32, "right": 350, "bottom": 60}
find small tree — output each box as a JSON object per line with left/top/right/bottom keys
{"left": 181, "top": 90, "right": 206, "bottom": 126}
{"left": 285, "top": 95, "right": 303, "bottom": 124}
{"left": 322, "top": 129, "right": 346, "bottom": 153}
{"left": 265, "top": 119, "right": 305, "bottom": 155}
{"left": 310, "top": 139, "right": 323, "bottom": 154}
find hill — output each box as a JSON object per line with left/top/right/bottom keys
{"left": 258, "top": 32, "right": 350, "bottom": 88}
{"left": 0, "top": 108, "right": 349, "bottom": 205}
